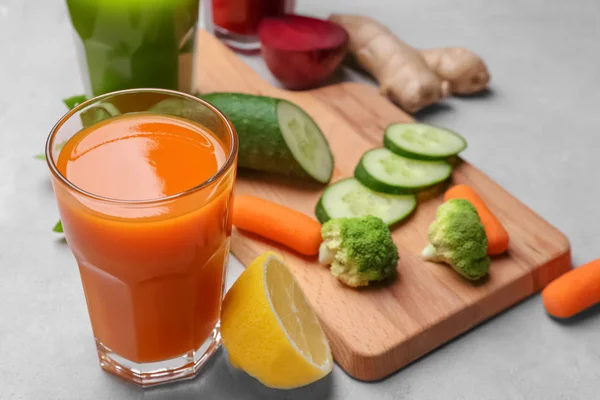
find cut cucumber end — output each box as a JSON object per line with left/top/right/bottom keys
{"left": 199, "top": 93, "right": 334, "bottom": 183}
{"left": 384, "top": 123, "right": 467, "bottom": 160}
{"left": 277, "top": 100, "right": 334, "bottom": 183}
{"left": 355, "top": 148, "right": 452, "bottom": 194}
{"left": 315, "top": 178, "right": 417, "bottom": 226}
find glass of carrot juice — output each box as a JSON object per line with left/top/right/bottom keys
{"left": 45, "top": 89, "right": 237, "bottom": 387}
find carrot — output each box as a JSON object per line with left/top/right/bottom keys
{"left": 542, "top": 259, "right": 600, "bottom": 318}
{"left": 232, "top": 195, "right": 322, "bottom": 256}
{"left": 444, "top": 184, "right": 509, "bottom": 255}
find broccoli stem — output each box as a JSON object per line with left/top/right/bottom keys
{"left": 421, "top": 243, "right": 437, "bottom": 260}
{"left": 318, "top": 242, "right": 337, "bottom": 265}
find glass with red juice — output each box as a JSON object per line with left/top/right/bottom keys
{"left": 212, "top": 0, "right": 295, "bottom": 51}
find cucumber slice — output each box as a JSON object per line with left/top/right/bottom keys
{"left": 315, "top": 178, "right": 416, "bottom": 226}
{"left": 355, "top": 148, "right": 451, "bottom": 194}
{"left": 200, "top": 93, "right": 334, "bottom": 183}
{"left": 384, "top": 123, "right": 467, "bottom": 160}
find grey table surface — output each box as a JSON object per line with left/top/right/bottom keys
{"left": 2, "top": 0, "right": 600, "bottom": 398}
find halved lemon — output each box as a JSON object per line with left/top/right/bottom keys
{"left": 221, "top": 252, "right": 333, "bottom": 389}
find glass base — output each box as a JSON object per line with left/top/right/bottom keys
{"left": 214, "top": 26, "right": 261, "bottom": 52}
{"left": 96, "top": 323, "right": 222, "bottom": 387}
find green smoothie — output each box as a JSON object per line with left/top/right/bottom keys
{"left": 66, "top": 0, "right": 199, "bottom": 95}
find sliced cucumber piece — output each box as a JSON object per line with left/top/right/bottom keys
{"left": 315, "top": 178, "right": 416, "bottom": 226}
{"left": 355, "top": 148, "right": 452, "bottom": 194}
{"left": 277, "top": 100, "right": 333, "bottom": 183}
{"left": 199, "top": 93, "right": 334, "bottom": 183}
{"left": 384, "top": 123, "right": 466, "bottom": 160}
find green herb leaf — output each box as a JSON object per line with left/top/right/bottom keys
{"left": 55, "top": 140, "right": 67, "bottom": 151}
{"left": 53, "top": 220, "right": 63, "bottom": 233}
{"left": 63, "top": 95, "right": 90, "bottom": 110}
{"left": 80, "top": 103, "right": 121, "bottom": 127}
{"left": 36, "top": 140, "right": 67, "bottom": 161}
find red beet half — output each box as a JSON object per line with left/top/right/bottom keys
{"left": 259, "top": 15, "right": 349, "bottom": 90}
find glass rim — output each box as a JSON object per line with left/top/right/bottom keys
{"left": 45, "top": 88, "right": 238, "bottom": 205}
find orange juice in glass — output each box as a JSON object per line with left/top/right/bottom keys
{"left": 45, "top": 89, "right": 237, "bottom": 387}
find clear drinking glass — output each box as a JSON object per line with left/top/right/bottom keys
{"left": 212, "top": 0, "right": 295, "bottom": 51}
{"left": 45, "top": 89, "right": 237, "bottom": 386}
{"left": 65, "top": 0, "right": 202, "bottom": 96}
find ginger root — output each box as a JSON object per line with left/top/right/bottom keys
{"left": 329, "top": 14, "right": 490, "bottom": 112}
{"left": 420, "top": 48, "right": 490, "bottom": 95}
{"left": 330, "top": 14, "right": 449, "bottom": 114}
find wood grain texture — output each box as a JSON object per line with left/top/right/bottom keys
{"left": 195, "top": 30, "right": 572, "bottom": 381}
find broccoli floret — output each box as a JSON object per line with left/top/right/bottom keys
{"left": 421, "top": 198, "right": 490, "bottom": 280}
{"left": 319, "top": 216, "right": 399, "bottom": 287}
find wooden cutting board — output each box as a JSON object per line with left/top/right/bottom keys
{"left": 194, "top": 30, "right": 571, "bottom": 381}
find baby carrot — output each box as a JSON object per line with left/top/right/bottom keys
{"left": 542, "top": 259, "right": 600, "bottom": 318}
{"left": 233, "top": 195, "right": 322, "bottom": 256}
{"left": 444, "top": 184, "right": 509, "bottom": 255}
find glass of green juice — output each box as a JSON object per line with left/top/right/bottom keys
{"left": 66, "top": 0, "right": 204, "bottom": 96}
